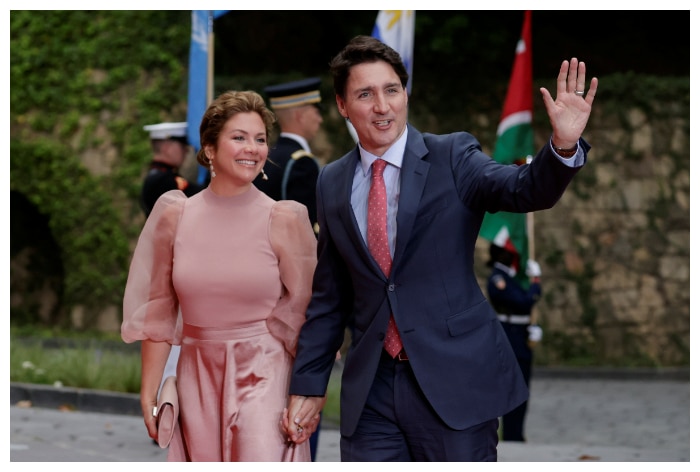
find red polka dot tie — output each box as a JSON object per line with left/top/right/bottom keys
{"left": 367, "top": 159, "right": 403, "bottom": 358}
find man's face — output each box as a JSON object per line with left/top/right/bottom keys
{"left": 299, "top": 104, "right": 323, "bottom": 140}
{"left": 162, "top": 140, "right": 188, "bottom": 167}
{"left": 336, "top": 61, "right": 408, "bottom": 157}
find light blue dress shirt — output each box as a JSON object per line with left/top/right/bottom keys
{"left": 351, "top": 127, "right": 408, "bottom": 258}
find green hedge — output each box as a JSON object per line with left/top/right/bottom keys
{"left": 10, "top": 11, "right": 192, "bottom": 325}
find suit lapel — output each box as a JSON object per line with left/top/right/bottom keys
{"left": 332, "top": 129, "right": 430, "bottom": 277}
{"left": 334, "top": 149, "right": 376, "bottom": 268}
{"left": 393, "top": 126, "right": 430, "bottom": 267}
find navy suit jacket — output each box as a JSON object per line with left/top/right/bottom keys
{"left": 289, "top": 124, "right": 588, "bottom": 437}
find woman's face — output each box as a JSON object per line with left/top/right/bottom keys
{"left": 208, "top": 111, "right": 268, "bottom": 187}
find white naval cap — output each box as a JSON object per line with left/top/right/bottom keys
{"left": 143, "top": 122, "right": 188, "bottom": 143}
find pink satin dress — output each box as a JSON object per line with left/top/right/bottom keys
{"left": 122, "top": 186, "right": 316, "bottom": 461}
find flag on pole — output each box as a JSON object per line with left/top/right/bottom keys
{"left": 187, "top": 10, "right": 228, "bottom": 185}
{"left": 479, "top": 10, "right": 534, "bottom": 281}
{"left": 372, "top": 10, "right": 415, "bottom": 94}
{"left": 491, "top": 10, "right": 533, "bottom": 165}
{"left": 347, "top": 10, "right": 416, "bottom": 142}
{"left": 187, "top": 10, "right": 211, "bottom": 155}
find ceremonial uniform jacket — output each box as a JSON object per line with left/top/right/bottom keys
{"left": 255, "top": 136, "right": 320, "bottom": 232}
{"left": 141, "top": 161, "right": 202, "bottom": 216}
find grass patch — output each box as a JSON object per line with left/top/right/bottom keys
{"left": 10, "top": 326, "right": 343, "bottom": 425}
{"left": 322, "top": 363, "right": 342, "bottom": 427}
{"left": 10, "top": 337, "right": 142, "bottom": 393}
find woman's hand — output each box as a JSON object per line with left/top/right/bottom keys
{"left": 141, "top": 397, "right": 158, "bottom": 440}
{"left": 282, "top": 395, "right": 326, "bottom": 444}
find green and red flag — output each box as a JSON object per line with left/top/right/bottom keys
{"left": 479, "top": 10, "right": 534, "bottom": 283}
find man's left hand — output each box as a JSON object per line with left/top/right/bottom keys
{"left": 540, "top": 58, "right": 598, "bottom": 149}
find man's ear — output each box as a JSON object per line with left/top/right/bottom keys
{"left": 336, "top": 95, "right": 347, "bottom": 119}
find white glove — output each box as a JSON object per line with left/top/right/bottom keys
{"left": 526, "top": 259, "right": 542, "bottom": 278}
{"left": 528, "top": 324, "right": 543, "bottom": 343}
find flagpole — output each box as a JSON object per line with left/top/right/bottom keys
{"left": 526, "top": 155, "right": 539, "bottom": 329}
{"left": 526, "top": 155, "right": 535, "bottom": 264}
{"left": 207, "top": 11, "right": 214, "bottom": 105}
{"left": 527, "top": 213, "right": 534, "bottom": 259}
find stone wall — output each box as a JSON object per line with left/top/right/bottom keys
{"left": 472, "top": 102, "right": 690, "bottom": 366}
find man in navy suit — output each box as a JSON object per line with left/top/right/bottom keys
{"left": 284, "top": 35, "right": 598, "bottom": 461}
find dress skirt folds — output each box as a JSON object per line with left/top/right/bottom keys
{"left": 168, "top": 322, "right": 310, "bottom": 462}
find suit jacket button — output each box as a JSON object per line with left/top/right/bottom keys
{"left": 388, "top": 284, "right": 395, "bottom": 291}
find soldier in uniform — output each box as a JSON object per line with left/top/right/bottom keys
{"left": 254, "top": 78, "right": 323, "bottom": 234}
{"left": 141, "top": 122, "right": 203, "bottom": 216}
{"left": 486, "top": 242, "right": 543, "bottom": 442}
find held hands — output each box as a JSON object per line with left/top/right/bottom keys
{"left": 282, "top": 395, "right": 326, "bottom": 444}
{"left": 540, "top": 58, "right": 599, "bottom": 149}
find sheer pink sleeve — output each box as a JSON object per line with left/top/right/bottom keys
{"left": 267, "top": 201, "right": 317, "bottom": 357}
{"left": 121, "top": 190, "right": 186, "bottom": 344}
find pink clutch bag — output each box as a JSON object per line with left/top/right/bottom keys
{"left": 155, "top": 376, "right": 178, "bottom": 448}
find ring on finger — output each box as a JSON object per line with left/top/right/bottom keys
{"left": 574, "top": 90, "right": 585, "bottom": 96}
{"left": 296, "top": 424, "right": 304, "bottom": 433}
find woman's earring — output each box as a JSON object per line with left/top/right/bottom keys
{"left": 261, "top": 169, "right": 268, "bottom": 181}
{"left": 209, "top": 159, "right": 216, "bottom": 178}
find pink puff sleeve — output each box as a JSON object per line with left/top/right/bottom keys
{"left": 266, "top": 201, "right": 317, "bottom": 357}
{"left": 121, "top": 190, "right": 186, "bottom": 344}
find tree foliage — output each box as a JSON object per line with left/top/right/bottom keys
{"left": 10, "top": 11, "right": 191, "bottom": 325}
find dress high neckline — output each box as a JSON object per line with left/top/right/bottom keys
{"left": 202, "top": 185, "right": 260, "bottom": 207}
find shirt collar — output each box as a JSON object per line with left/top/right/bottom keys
{"left": 358, "top": 125, "right": 408, "bottom": 176}
{"left": 279, "top": 132, "right": 311, "bottom": 153}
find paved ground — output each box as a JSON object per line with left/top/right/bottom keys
{"left": 9, "top": 368, "right": 690, "bottom": 462}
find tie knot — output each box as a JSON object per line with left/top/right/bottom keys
{"left": 372, "top": 159, "right": 388, "bottom": 177}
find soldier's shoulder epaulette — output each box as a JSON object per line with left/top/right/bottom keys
{"left": 291, "top": 150, "right": 315, "bottom": 161}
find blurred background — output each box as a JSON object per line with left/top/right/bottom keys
{"left": 9, "top": 10, "right": 690, "bottom": 373}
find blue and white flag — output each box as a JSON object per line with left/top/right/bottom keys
{"left": 187, "top": 10, "right": 228, "bottom": 184}
{"left": 187, "top": 10, "right": 211, "bottom": 154}
{"left": 372, "top": 10, "right": 415, "bottom": 95}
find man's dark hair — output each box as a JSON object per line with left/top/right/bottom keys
{"left": 329, "top": 35, "right": 409, "bottom": 99}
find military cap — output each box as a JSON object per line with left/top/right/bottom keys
{"left": 264, "top": 77, "right": 322, "bottom": 110}
{"left": 143, "top": 122, "right": 188, "bottom": 144}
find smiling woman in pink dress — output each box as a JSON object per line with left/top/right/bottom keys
{"left": 121, "top": 90, "right": 317, "bottom": 461}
